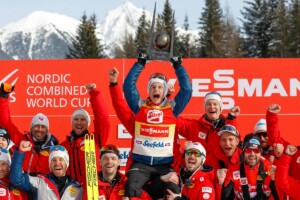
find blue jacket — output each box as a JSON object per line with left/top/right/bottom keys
{"left": 123, "top": 62, "right": 192, "bottom": 117}
{"left": 10, "top": 150, "right": 83, "bottom": 200}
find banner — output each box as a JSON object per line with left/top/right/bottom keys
{"left": 0, "top": 59, "right": 299, "bottom": 151}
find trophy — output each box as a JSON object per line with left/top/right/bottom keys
{"left": 147, "top": 2, "right": 175, "bottom": 61}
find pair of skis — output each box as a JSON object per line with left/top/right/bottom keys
{"left": 85, "top": 134, "right": 99, "bottom": 200}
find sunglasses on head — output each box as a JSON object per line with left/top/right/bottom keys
{"left": 50, "top": 145, "right": 66, "bottom": 153}
{"left": 185, "top": 149, "right": 204, "bottom": 157}
{"left": 150, "top": 73, "right": 167, "bottom": 81}
{"left": 0, "top": 129, "right": 7, "bottom": 135}
{"left": 244, "top": 148, "right": 260, "bottom": 154}
{"left": 257, "top": 132, "right": 267, "bottom": 138}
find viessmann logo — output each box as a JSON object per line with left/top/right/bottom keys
{"left": 140, "top": 124, "right": 169, "bottom": 137}
{"left": 147, "top": 110, "right": 163, "bottom": 124}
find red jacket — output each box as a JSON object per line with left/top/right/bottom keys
{"left": 267, "top": 111, "right": 300, "bottom": 180}
{"left": 61, "top": 88, "right": 110, "bottom": 188}
{"left": 276, "top": 153, "right": 300, "bottom": 199}
{"left": 222, "top": 158, "right": 277, "bottom": 199}
{"left": 176, "top": 115, "right": 237, "bottom": 162}
{"left": 181, "top": 168, "right": 215, "bottom": 200}
{"left": 0, "top": 98, "right": 58, "bottom": 175}
{"left": 0, "top": 177, "right": 28, "bottom": 200}
{"left": 97, "top": 171, "right": 151, "bottom": 200}
{"left": 109, "top": 84, "right": 184, "bottom": 173}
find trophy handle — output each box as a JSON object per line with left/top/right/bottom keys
{"left": 147, "top": 2, "right": 156, "bottom": 55}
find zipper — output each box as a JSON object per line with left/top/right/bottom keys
{"left": 28, "top": 149, "right": 36, "bottom": 174}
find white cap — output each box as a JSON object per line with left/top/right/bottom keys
{"left": 186, "top": 142, "right": 206, "bottom": 163}
{"left": 49, "top": 146, "right": 69, "bottom": 168}
{"left": 204, "top": 92, "right": 223, "bottom": 111}
{"left": 147, "top": 77, "right": 168, "bottom": 98}
{"left": 30, "top": 113, "right": 49, "bottom": 131}
{"left": 0, "top": 149, "right": 11, "bottom": 166}
{"left": 254, "top": 119, "right": 267, "bottom": 133}
{"left": 71, "top": 108, "right": 91, "bottom": 127}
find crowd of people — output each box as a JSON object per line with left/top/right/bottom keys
{"left": 0, "top": 54, "right": 299, "bottom": 200}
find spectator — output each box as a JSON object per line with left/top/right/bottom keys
{"left": 221, "top": 134, "right": 279, "bottom": 200}
{"left": 61, "top": 83, "right": 110, "bottom": 194}
{"left": 163, "top": 142, "right": 215, "bottom": 200}
{"left": 10, "top": 141, "right": 83, "bottom": 200}
{"left": 0, "top": 83, "right": 58, "bottom": 175}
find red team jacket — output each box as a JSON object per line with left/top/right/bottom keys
{"left": 61, "top": 88, "right": 110, "bottom": 196}
{"left": 0, "top": 177, "right": 28, "bottom": 200}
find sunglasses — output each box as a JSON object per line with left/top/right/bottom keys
{"left": 50, "top": 145, "right": 66, "bottom": 153}
{"left": 257, "top": 132, "right": 267, "bottom": 138}
{"left": 0, "top": 129, "right": 7, "bottom": 135}
{"left": 244, "top": 148, "right": 261, "bottom": 154}
{"left": 150, "top": 73, "right": 167, "bottom": 81}
{"left": 185, "top": 149, "right": 205, "bottom": 157}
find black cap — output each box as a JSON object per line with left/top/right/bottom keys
{"left": 243, "top": 133, "right": 261, "bottom": 149}
{"left": 0, "top": 129, "right": 10, "bottom": 144}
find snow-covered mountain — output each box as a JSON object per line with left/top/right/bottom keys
{"left": 0, "top": 1, "right": 198, "bottom": 60}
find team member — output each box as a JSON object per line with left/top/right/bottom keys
{"left": 61, "top": 83, "right": 110, "bottom": 190}
{"left": 109, "top": 67, "right": 182, "bottom": 199}
{"left": 0, "top": 83, "right": 58, "bottom": 175}
{"left": 0, "top": 128, "right": 14, "bottom": 151}
{"left": 98, "top": 144, "right": 151, "bottom": 200}
{"left": 221, "top": 134, "right": 279, "bottom": 200}
{"left": 123, "top": 54, "right": 193, "bottom": 172}
{"left": 276, "top": 144, "right": 300, "bottom": 199}
{"left": 10, "top": 141, "right": 83, "bottom": 200}
{"left": 0, "top": 148, "right": 28, "bottom": 199}
{"left": 163, "top": 142, "right": 215, "bottom": 200}
{"left": 266, "top": 103, "right": 300, "bottom": 180}
{"left": 176, "top": 91, "right": 240, "bottom": 161}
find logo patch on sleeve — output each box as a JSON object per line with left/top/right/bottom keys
{"left": 202, "top": 187, "right": 212, "bottom": 193}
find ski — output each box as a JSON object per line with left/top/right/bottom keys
{"left": 85, "top": 133, "right": 99, "bottom": 200}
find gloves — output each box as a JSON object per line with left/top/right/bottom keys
{"left": 0, "top": 83, "right": 15, "bottom": 99}
{"left": 170, "top": 56, "right": 182, "bottom": 70}
{"left": 137, "top": 53, "right": 149, "bottom": 67}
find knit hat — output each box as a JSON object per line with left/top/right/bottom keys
{"left": 71, "top": 108, "right": 91, "bottom": 127}
{"left": 30, "top": 113, "right": 49, "bottom": 130}
{"left": 100, "top": 144, "right": 120, "bottom": 158}
{"left": 186, "top": 142, "right": 206, "bottom": 163}
{"left": 204, "top": 92, "right": 223, "bottom": 111}
{"left": 218, "top": 124, "right": 239, "bottom": 137}
{"left": 49, "top": 145, "right": 69, "bottom": 168}
{"left": 253, "top": 119, "right": 267, "bottom": 133}
{"left": 0, "top": 129, "right": 10, "bottom": 145}
{"left": 0, "top": 148, "right": 11, "bottom": 166}
{"left": 147, "top": 73, "right": 168, "bottom": 98}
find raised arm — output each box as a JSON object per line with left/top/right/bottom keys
{"left": 86, "top": 83, "right": 110, "bottom": 147}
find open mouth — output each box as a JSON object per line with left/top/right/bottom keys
{"left": 153, "top": 94, "right": 160, "bottom": 99}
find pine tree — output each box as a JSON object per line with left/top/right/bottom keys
{"left": 66, "top": 13, "right": 106, "bottom": 58}
{"left": 123, "top": 33, "right": 137, "bottom": 58}
{"left": 178, "top": 14, "right": 192, "bottom": 58}
{"left": 135, "top": 10, "right": 150, "bottom": 54}
{"left": 288, "top": 0, "right": 300, "bottom": 57}
{"left": 198, "top": 0, "right": 225, "bottom": 57}
{"left": 241, "top": 0, "right": 272, "bottom": 57}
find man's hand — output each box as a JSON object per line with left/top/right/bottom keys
{"left": 161, "top": 172, "right": 179, "bottom": 185}
{"left": 170, "top": 56, "right": 182, "bottom": 70}
{"left": 0, "top": 83, "right": 15, "bottom": 99}
{"left": 167, "top": 83, "right": 175, "bottom": 97}
{"left": 86, "top": 83, "right": 96, "bottom": 93}
{"left": 229, "top": 106, "right": 240, "bottom": 117}
{"left": 19, "top": 141, "right": 32, "bottom": 152}
{"left": 268, "top": 104, "right": 281, "bottom": 114}
{"left": 166, "top": 189, "right": 181, "bottom": 200}
{"left": 269, "top": 165, "right": 276, "bottom": 181}
{"left": 285, "top": 145, "right": 298, "bottom": 156}
{"left": 217, "top": 168, "right": 227, "bottom": 185}
{"left": 137, "top": 53, "right": 149, "bottom": 67}
{"left": 108, "top": 67, "right": 119, "bottom": 84}
{"left": 273, "top": 143, "right": 284, "bottom": 158}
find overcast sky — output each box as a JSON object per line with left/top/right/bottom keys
{"left": 1, "top": 0, "right": 245, "bottom": 29}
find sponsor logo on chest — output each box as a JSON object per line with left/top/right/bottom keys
{"left": 140, "top": 124, "right": 169, "bottom": 137}
{"left": 147, "top": 110, "right": 163, "bottom": 124}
